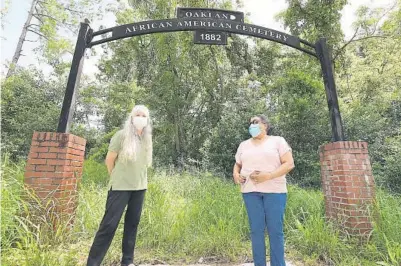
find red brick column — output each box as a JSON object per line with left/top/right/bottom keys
{"left": 319, "top": 141, "right": 375, "bottom": 237}
{"left": 24, "top": 131, "right": 86, "bottom": 227}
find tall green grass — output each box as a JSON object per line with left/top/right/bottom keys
{"left": 1, "top": 157, "right": 401, "bottom": 265}
{"left": 1, "top": 156, "right": 80, "bottom": 265}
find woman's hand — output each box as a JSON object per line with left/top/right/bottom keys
{"left": 250, "top": 171, "right": 271, "bottom": 184}
{"left": 105, "top": 151, "right": 118, "bottom": 175}
{"left": 233, "top": 172, "right": 246, "bottom": 184}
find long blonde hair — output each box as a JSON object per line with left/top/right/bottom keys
{"left": 120, "top": 105, "right": 153, "bottom": 166}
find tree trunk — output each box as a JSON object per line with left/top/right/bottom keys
{"left": 6, "top": 0, "right": 37, "bottom": 78}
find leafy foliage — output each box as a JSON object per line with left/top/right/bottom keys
{"left": 1, "top": 69, "right": 62, "bottom": 159}
{"left": 1, "top": 0, "right": 400, "bottom": 192}
{"left": 1, "top": 158, "right": 400, "bottom": 265}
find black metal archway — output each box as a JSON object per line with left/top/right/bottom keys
{"left": 57, "top": 8, "right": 345, "bottom": 141}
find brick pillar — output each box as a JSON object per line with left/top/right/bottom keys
{"left": 319, "top": 141, "right": 375, "bottom": 237}
{"left": 24, "top": 131, "right": 86, "bottom": 228}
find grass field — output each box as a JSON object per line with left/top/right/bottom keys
{"left": 1, "top": 157, "right": 401, "bottom": 266}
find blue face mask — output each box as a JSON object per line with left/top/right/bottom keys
{"left": 249, "top": 124, "right": 261, "bottom": 138}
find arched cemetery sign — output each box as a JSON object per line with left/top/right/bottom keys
{"left": 58, "top": 8, "right": 345, "bottom": 141}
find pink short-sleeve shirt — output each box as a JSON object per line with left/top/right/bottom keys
{"left": 235, "top": 136, "right": 292, "bottom": 193}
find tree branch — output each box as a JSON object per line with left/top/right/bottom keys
{"left": 35, "top": 13, "right": 76, "bottom": 33}
{"left": 373, "top": 2, "right": 398, "bottom": 32}
{"left": 35, "top": 13, "right": 58, "bottom": 21}
{"left": 333, "top": 2, "right": 398, "bottom": 62}
{"left": 352, "top": 35, "right": 389, "bottom": 42}
{"left": 36, "top": 1, "right": 44, "bottom": 10}
{"left": 378, "top": 58, "right": 389, "bottom": 74}
{"left": 33, "top": 13, "right": 44, "bottom": 24}
{"left": 27, "top": 28, "right": 48, "bottom": 39}
{"left": 333, "top": 32, "right": 388, "bottom": 61}
{"left": 62, "top": 5, "right": 88, "bottom": 15}
{"left": 27, "top": 23, "right": 41, "bottom": 29}
{"left": 333, "top": 27, "right": 359, "bottom": 61}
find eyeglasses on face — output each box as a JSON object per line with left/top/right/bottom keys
{"left": 249, "top": 119, "right": 261, "bottom": 126}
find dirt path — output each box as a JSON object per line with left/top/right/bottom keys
{"left": 138, "top": 262, "right": 296, "bottom": 266}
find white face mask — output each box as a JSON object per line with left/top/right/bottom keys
{"left": 132, "top": 117, "right": 148, "bottom": 130}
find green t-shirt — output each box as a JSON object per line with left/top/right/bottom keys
{"left": 108, "top": 130, "right": 148, "bottom": 191}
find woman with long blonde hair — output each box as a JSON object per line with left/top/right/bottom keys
{"left": 87, "top": 105, "right": 153, "bottom": 266}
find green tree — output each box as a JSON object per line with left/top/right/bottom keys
{"left": 0, "top": 0, "right": 10, "bottom": 34}
{"left": 336, "top": 2, "right": 401, "bottom": 192}
{"left": 6, "top": 0, "right": 98, "bottom": 77}
{"left": 277, "top": 0, "right": 348, "bottom": 46}
{"left": 1, "top": 69, "right": 62, "bottom": 159}
{"left": 96, "top": 0, "right": 249, "bottom": 168}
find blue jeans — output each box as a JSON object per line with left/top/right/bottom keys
{"left": 243, "top": 192, "right": 287, "bottom": 266}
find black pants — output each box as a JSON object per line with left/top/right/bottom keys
{"left": 87, "top": 189, "right": 146, "bottom": 266}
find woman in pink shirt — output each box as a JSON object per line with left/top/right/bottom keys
{"left": 233, "top": 115, "right": 295, "bottom": 266}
